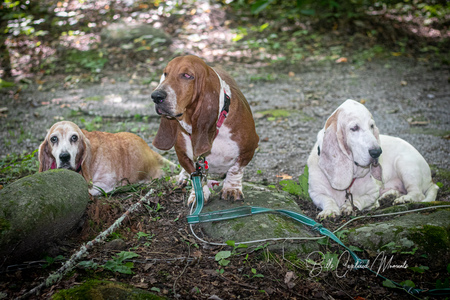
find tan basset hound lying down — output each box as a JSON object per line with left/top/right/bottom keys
{"left": 307, "top": 99, "right": 439, "bottom": 219}
{"left": 151, "top": 55, "right": 259, "bottom": 205}
{"left": 39, "top": 121, "right": 175, "bottom": 195}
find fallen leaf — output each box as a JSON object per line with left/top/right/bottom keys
{"left": 41, "top": 101, "right": 50, "bottom": 105}
{"left": 360, "top": 99, "right": 366, "bottom": 104}
{"left": 400, "top": 80, "right": 407, "bottom": 86}
{"left": 335, "top": 57, "right": 347, "bottom": 63}
{"left": 288, "top": 71, "right": 295, "bottom": 77}
{"left": 276, "top": 174, "right": 292, "bottom": 180}
{"left": 284, "top": 271, "right": 297, "bottom": 289}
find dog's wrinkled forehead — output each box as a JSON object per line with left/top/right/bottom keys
{"left": 47, "top": 121, "right": 81, "bottom": 143}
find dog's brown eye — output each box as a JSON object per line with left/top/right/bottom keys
{"left": 71, "top": 135, "right": 78, "bottom": 143}
{"left": 182, "top": 73, "right": 194, "bottom": 80}
{"left": 350, "top": 125, "right": 359, "bottom": 132}
{"left": 50, "top": 136, "right": 58, "bottom": 143}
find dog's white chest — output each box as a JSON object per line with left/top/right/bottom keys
{"left": 182, "top": 125, "right": 239, "bottom": 174}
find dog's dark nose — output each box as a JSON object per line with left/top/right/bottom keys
{"left": 369, "top": 147, "right": 382, "bottom": 159}
{"left": 151, "top": 90, "right": 167, "bottom": 104}
{"left": 59, "top": 152, "right": 71, "bottom": 162}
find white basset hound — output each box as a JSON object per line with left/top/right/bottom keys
{"left": 39, "top": 121, "right": 175, "bottom": 195}
{"left": 307, "top": 99, "right": 439, "bottom": 219}
{"left": 151, "top": 55, "right": 259, "bottom": 205}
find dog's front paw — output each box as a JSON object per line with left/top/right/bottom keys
{"left": 221, "top": 188, "right": 243, "bottom": 201}
{"left": 187, "top": 185, "right": 211, "bottom": 206}
{"left": 394, "top": 192, "right": 424, "bottom": 205}
{"left": 317, "top": 208, "right": 340, "bottom": 219}
{"left": 177, "top": 169, "right": 190, "bottom": 186}
{"left": 341, "top": 201, "right": 355, "bottom": 216}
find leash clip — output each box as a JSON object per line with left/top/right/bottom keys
{"left": 191, "top": 156, "right": 209, "bottom": 180}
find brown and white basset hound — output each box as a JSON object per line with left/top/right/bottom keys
{"left": 151, "top": 55, "right": 259, "bottom": 205}
{"left": 39, "top": 121, "right": 175, "bottom": 195}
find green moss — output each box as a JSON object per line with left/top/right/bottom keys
{"left": 51, "top": 279, "right": 165, "bottom": 300}
{"left": 258, "top": 109, "right": 291, "bottom": 118}
{"left": 409, "top": 224, "right": 450, "bottom": 255}
{"left": 0, "top": 218, "right": 10, "bottom": 232}
{"left": 267, "top": 215, "right": 302, "bottom": 237}
{"left": 409, "top": 127, "right": 450, "bottom": 137}
{"left": 231, "top": 221, "right": 245, "bottom": 231}
{"left": 376, "top": 201, "right": 450, "bottom": 215}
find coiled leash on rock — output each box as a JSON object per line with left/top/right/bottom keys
{"left": 187, "top": 159, "right": 450, "bottom": 297}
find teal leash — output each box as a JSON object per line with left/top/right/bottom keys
{"left": 187, "top": 171, "right": 450, "bottom": 297}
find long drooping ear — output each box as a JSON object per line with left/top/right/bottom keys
{"left": 318, "top": 110, "right": 354, "bottom": 190}
{"left": 370, "top": 120, "right": 382, "bottom": 181}
{"left": 153, "top": 117, "right": 179, "bottom": 150}
{"left": 38, "top": 139, "right": 53, "bottom": 172}
{"left": 190, "top": 66, "right": 220, "bottom": 157}
{"left": 79, "top": 131, "right": 92, "bottom": 184}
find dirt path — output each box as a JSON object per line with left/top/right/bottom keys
{"left": 1, "top": 57, "right": 449, "bottom": 186}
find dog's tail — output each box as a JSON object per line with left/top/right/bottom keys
{"left": 423, "top": 183, "right": 439, "bottom": 202}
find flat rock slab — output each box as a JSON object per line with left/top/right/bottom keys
{"left": 196, "top": 183, "right": 450, "bottom": 259}
{"left": 346, "top": 208, "right": 450, "bottom": 259}
{"left": 197, "top": 183, "right": 319, "bottom": 252}
{"left": 0, "top": 169, "right": 89, "bottom": 265}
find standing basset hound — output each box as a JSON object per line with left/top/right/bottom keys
{"left": 39, "top": 121, "right": 175, "bottom": 195}
{"left": 151, "top": 55, "right": 259, "bottom": 204}
{"left": 307, "top": 100, "right": 439, "bottom": 219}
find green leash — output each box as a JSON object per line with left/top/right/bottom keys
{"left": 187, "top": 172, "right": 449, "bottom": 296}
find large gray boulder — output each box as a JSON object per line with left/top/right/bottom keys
{"left": 0, "top": 169, "right": 89, "bottom": 266}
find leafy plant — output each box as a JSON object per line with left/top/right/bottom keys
{"left": 65, "top": 49, "right": 108, "bottom": 73}
{"left": 0, "top": 149, "right": 39, "bottom": 184}
{"left": 103, "top": 251, "right": 140, "bottom": 274}
{"left": 215, "top": 240, "right": 248, "bottom": 274}
{"left": 77, "top": 260, "right": 100, "bottom": 270}
{"left": 279, "top": 165, "right": 310, "bottom": 199}
{"left": 244, "top": 268, "right": 264, "bottom": 278}
{"left": 42, "top": 255, "right": 65, "bottom": 268}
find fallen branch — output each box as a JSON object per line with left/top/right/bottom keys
{"left": 17, "top": 189, "right": 154, "bottom": 300}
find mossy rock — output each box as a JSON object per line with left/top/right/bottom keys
{"left": 346, "top": 209, "right": 450, "bottom": 259}
{"left": 198, "top": 183, "right": 319, "bottom": 252}
{"left": 0, "top": 169, "right": 89, "bottom": 265}
{"left": 100, "top": 22, "right": 172, "bottom": 45}
{"left": 52, "top": 280, "right": 165, "bottom": 300}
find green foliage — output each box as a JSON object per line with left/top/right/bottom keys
{"left": 0, "top": 78, "right": 15, "bottom": 89}
{"left": 215, "top": 240, "right": 249, "bottom": 273}
{"left": 65, "top": 50, "right": 108, "bottom": 73}
{"left": 215, "top": 251, "right": 232, "bottom": 267}
{"left": 80, "top": 116, "right": 103, "bottom": 132}
{"left": 0, "top": 149, "right": 39, "bottom": 184}
{"left": 382, "top": 279, "right": 397, "bottom": 288}
{"left": 103, "top": 251, "right": 140, "bottom": 275}
{"left": 77, "top": 260, "right": 100, "bottom": 270}
{"left": 409, "top": 265, "right": 429, "bottom": 274}
{"left": 435, "top": 264, "right": 450, "bottom": 289}
{"left": 43, "top": 255, "right": 65, "bottom": 268}
{"left": 279, "top": 165, "right": 310, "bottom": 199}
